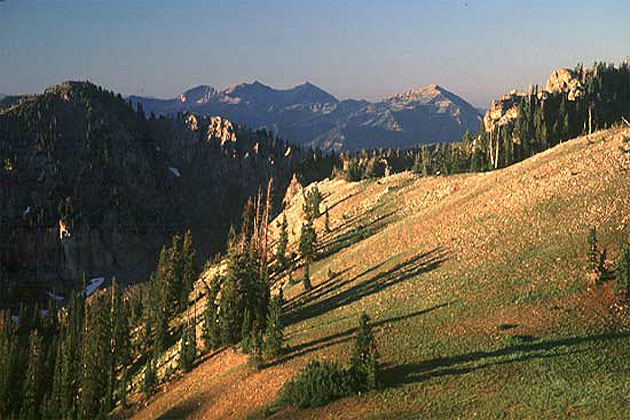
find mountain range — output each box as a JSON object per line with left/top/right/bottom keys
{"left": 129, "top": 81, "right": 482, "bottom": 151}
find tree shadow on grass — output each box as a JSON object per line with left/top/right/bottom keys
{"left": 315, "top": 209, "right": 398, "bottom": 261}
{"left": 156, "top": 396, "right": 202, "bottom": 420}
{"left": 267, "top": 301, "right": 452, "bottom": 368}
{"left": 382, "top": 332, "right": 630, "bottom": 387}
{"left": 284, "top": 247, "right": 446, "bottom": 327}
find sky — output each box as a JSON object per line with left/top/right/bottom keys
{"left": 0, "top": 0, "right": 628, "bottom": 107}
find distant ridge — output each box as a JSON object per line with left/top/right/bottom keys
{"left": 130, "top": 81, "right": 482, "bottom": 151}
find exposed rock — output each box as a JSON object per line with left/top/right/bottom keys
{"left": 483, "top": 90, "right": 527, "bottom": 133}
{"left": 483, "top": 67, "right": 586, "bottom": 134}
{"left": 283, "top": 173, "right": 303, "bottom": 208}
{"left": 207, "top": 116, "right": 236, "bottom": 145}
{"left": 546, "top": 68, "right": 583, "bottom": 101}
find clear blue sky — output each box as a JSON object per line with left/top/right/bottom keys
{"left": 1, "top": 0, "right": 628, "bottom": 107}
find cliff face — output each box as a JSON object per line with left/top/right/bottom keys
{"left": 482, "top": 67, "right": 585, "bottom": 134}
{"left": 0, "top": 82, "right": 323, "bottom": 305}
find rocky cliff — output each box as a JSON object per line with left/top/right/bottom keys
{"left": 482, "top": 67, "right": 586, "bottom": 134}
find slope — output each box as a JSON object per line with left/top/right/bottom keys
{"left": 131, "top": 126, "right": 630, "bottom": 419}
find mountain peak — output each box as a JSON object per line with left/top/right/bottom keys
{"left": 179, "top": 85, "right": 217, "bottom": 104}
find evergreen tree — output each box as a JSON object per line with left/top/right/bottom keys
{"left": 79, "top": 293, "right": 111, "bottom": 419}
{"left": 264, "top": 294, "right": 284, "bottom": 359}
{"left": 324, "top": 206, "right": 330, "bottom": 233}
{"left": 241, "top": 308, "right": 252, "bottom": 354}
{"left": 617, "top": 241, "right": 630, "bottom": 298}
{"left": 142, "top": 356, "right": 156, "bottom": 399}
{"left": 349, "top": 313, "right": 379, "bottom": 391}
{"left": 299, "top": 221, "right": 317, "bottom": 291}
{"left": 178, "top": 320, "right": 195, "bottom": 373}
{"left": 276, "top": 214, "right": 289, "bottom": 270}
{"left": 249, "top": 320, "right": 263, "bottom": 369}
{"left": 181, "top": 229, "right": 196, "bottom": 310}
{"left": 202, "top": 280, "right": 221, "bottom": 352}
{"left": 21, "top": 329, "right": 44, "bottom": 420}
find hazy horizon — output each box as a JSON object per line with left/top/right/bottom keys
{"left": 1, "top": 0, "right": 629, "bottom": 107}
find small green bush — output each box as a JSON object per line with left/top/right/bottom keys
{"left": 277, "top": 359, "right": 354, "bottom": 408}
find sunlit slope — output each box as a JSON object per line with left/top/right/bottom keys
{"left": 134, "top": 127, "right": 630, "bottom": 419}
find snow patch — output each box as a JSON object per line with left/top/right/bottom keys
{"left": 85, "top": 277, "right": 105, "bottom": 297}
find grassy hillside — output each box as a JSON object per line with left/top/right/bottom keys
{"left": 131, "top": 126, "right": 630, "bottom": 419}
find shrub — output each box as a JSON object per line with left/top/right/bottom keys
{"left": 277, "top": 359, "right": 353, "bottom": 408}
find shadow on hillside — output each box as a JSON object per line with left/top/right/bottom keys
{"left": 267, "top": 301, "right": 452, "bottom": 368}
{"left": 271, "top": 205, "right": 397, "bottom": 284}
{"left": 315, "top": 209, "right": 398, "bottom": 261}
{"left": 382, "top": 332, "right": 630, "bottom": 387}
{"left": 156, "top": 397, "right": 201, "bottom": 420}
{"left": 284, "top": 247, "right": 446, "bottom": 327}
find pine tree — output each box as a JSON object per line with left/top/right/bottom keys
{"left": 202, "top": 280, "right": 221, "bottom": 352}
{"left": 302, "top": 262, "right": 312, "bottom": 292}
{"left": 241, "top": 308, "right": 252, "bottom": 354}
{"left": 588, "top": 227, "right": 603, "bottom": 281}
{"left": 324, "top": 206, "right": 330, "bottom": 233}
{"left": 249, "top": 320, "right": 263, "bottom": 369}
{"left": 21, "top": 329, "right": 44, "bottom": 420}
{"left": 79, "top": 293, "right": 111, "bottom": 419}
{"left": 178, "top": 320, "right": 196, "bottom": 373}
{"left": 349, "top": 313, "right": 379, "bottom": 391}
{"left": 617, "top": 241, "right": 630, "bottom": 298}
{"left": 299, "top": 221, "right": 317, "bottom": 292}
{"left": 181, "top": 229, "right": 196, "bottom": 310}
{"left": 276, "top": 215, "right": 289, "bottom": 270}
{"left": 147, "top": 272, "right": 168, "bottom": 353}
{"left": 264, "top": 294, "right": 284, "bottom": 359}
{"left": 142, "top": 356, "right": 156, "bottom": 399}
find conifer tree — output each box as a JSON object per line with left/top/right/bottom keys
{"left": 142, "top": 356, "right": 156, "bottom": 399}
{"left": 264, "top": 294, "right": 284, "bottom": 359}
{"left": 324, "top": 206, "right": 330, "bottom": 233}
{"left": 79, "top": 293, "right": 111, "bottom": 419}
{"left": 249, "top": 320, "right": 263, "bottom": 369}
{"left": 349, "top": 313, "right": 379, "bottom": 391}
{"left": 276, "top": 215, "right": 289, "bottom": 270}
{"left": 181, "top": 229, "right": 196, "bottom": 310}
{"left": 241, "top": 308, "right": 252, "bottom": 354}
{"left": 617, "top": 241, "right": 630, "bottom": 298}
{"left": 299, "top": 221, "right": 317, "bottom": 291}
{"left": 21, "top": 329, "right": 44, "bottom": 420}
{"left": 202, "top": 280, "right": 221, "bottom": 352}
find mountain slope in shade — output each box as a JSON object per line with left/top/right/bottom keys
{"left": 130, "top": 82, "right": 482, "bottom": 151}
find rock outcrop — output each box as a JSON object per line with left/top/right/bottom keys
{"left": 482, "top": 67, "right": 585, "bottom": 134}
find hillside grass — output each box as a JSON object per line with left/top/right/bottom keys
{"left": 132, "top": 127, "right": 630, "bottom": 419}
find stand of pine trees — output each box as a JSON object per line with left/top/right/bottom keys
{"left": 201, "top": 181, "right": 286, "bottom": 366}
{"left": 0, "top": 229, "right": 197, "bottom": 419}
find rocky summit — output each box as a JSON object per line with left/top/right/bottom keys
{"left": 130, "top": 81, "right": 482, "bottom": 152}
